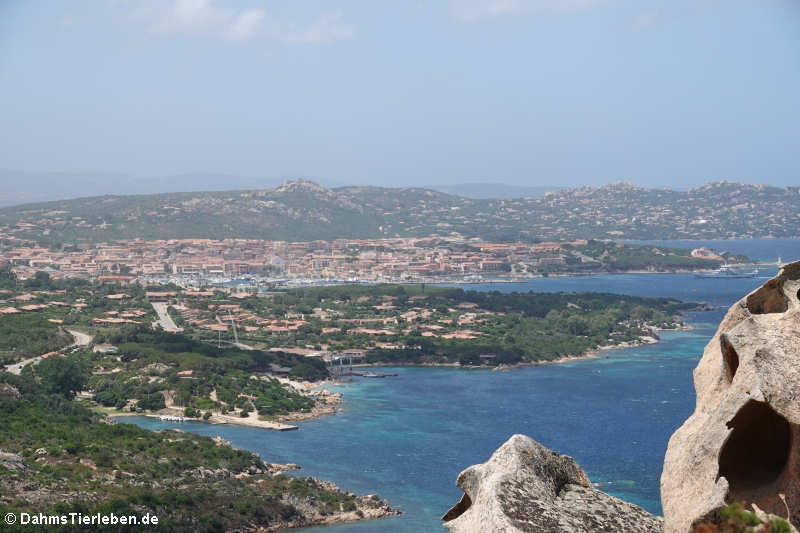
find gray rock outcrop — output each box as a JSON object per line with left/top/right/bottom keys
{"left": 661, "top": 261, "right": 800, "bottom": 533}
{"left": 0, "top": 450, "right": 27, "bottom": 472}
{"left": 442, "top": 434, "right": 663, "bottom": 533}
{"left": 0, "top": 383, "right": 20, "bottom": 398}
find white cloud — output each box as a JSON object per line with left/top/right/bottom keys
{"left": 125, "top": 0, "right": 352, "bottom": 44}
{"left": 127, "top": 0, "right": 252, "bottom": 39}
{"left": 280, "top": 11, "right": 355, "bottom": 45}
{"left": 449, "top": 0, "right": 603, "bottom": 22}
{"left": 226, "top": 9, "right": 266, "bottom": 41}
{"left": 631, "top": 8, "right": 660, "bottom": 30}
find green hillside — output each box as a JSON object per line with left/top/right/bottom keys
{"left": 2, "top": 180, "right": 799, "bottom": 245}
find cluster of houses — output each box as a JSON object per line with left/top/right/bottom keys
{"left": 0, "top": 236, "right": 582, "bottom": 282}
{"left": 163, "top": 289, "right": 499, "bottom": 359}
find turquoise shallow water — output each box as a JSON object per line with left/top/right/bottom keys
{"left": 123, "top": 325, "right": 711, "bottom": 532}
{"left": 123, "top": 240, "right": 800, "bottom": 533}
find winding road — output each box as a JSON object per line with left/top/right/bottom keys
{"left": 67, "top": 329, "right": 93, "bottom": 347}
{"left": 3, "top": 329, "right": 93, "bottom": 375}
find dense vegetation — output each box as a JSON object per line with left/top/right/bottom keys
{"left": 218, "top": 284, "right": 697, "bottom": 366}
{"left": 0, "top": 270, "right": 153, "bottom": 365}
{"left": 0, "top": 372, "right": 374, "bottom": 532}
{"left": 94, "top": 327, "right": 326, "bottom": 380}
{"left": 0, "top": 266, "right": 17, "bottom": 290}
{"left": 566, "top": 241, "right": 751, "bottom": 272}
{"left": 85, "top": 327, "right": 327, "bottom": 417}
{"left": 0, "top": 270, "right": 330, "bottom": 420}
{"left": 364, "top": 298, "right": 683, "bottom": 365}
{"left": 0, "top": 314, "right": 72, "bottom": 365}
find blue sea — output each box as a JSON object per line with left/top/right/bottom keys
{"left": 123, "top": 240, "right": 800, "bottom": 533}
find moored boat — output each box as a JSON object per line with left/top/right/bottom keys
{"left": 694, "top": 264, "right": 758, "bottom": 279}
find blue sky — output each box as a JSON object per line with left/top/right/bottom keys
{"left": 0, "top": 0, "right": 798, "bottom": 188}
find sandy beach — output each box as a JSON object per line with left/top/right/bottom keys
{"left": 101, "top": 376, "right": 343, "bottom": 430}
{"left": 100, "top": 324, "right": 686, "bottom": 430}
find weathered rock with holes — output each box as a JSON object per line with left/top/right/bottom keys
{"left": 442, "top": 434, "right": 663, "bottom": 533}
{"left": 662, "top": 261, "right": 800, "bottom": 533}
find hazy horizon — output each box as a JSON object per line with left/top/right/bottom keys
{"left": 1, "top": 1, "right": 799, "bottom": 189}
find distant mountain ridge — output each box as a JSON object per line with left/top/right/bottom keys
{"left": 429, "top": 183, "right": 564, "bottom": 199}
{"left": 0, "top": 169, "right": 560, "bottom": 206}
{"left": 1, "top": 179, "right": 799, "bottom": 244}
{"left": 0, "top": 169, "right": 286, "bottom": 207}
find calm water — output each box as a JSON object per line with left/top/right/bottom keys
{"left": 123, "top": 240, "right": 800, "bottom": 533}
{"left": 624, "top": 238, "right": 797, "bottom": 263}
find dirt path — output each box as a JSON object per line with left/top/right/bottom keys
{"left": 66, "top": 329, "right": 93, "bottom": 347}
{"left": 4, "top": 355, "right": 41, "bottom": 375}
{"left": 3, "top": 330, "right": 93, "bottom": 375}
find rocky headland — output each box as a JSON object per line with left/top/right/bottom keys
{"left": 443, "top": 262, "right": 800, "bottom": 533}
{"left": 0, "top": 380, "right": 398, "bottom": 532}
{"left": 662, "top": 261, "right": 800, "bottom": 532}
{"left": 441, "top": 434, "right": 662, "bottom": 533}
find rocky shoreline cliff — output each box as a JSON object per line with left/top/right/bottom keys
{"left": 441, "top": 434, "right": 662, "bottom": 533}
{"left": 662, "top": 261, "right": 800, "bottom": 532}
{"left": 0, "top": 381, "right": 398, "bottom": 532}
{"left": 443, "top": 262, "right": 800, "bottom": 533}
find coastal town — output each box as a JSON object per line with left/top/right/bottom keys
{"left": 0, "top": 233, "right": 739, "bottom": 286}
{"left": 3, "top": 2, "right": 797, "bottom": 531}
{"left": 0, "top": 270, "right": 693, "bottom": 364}
{"left": 0, "top": 259, "right": 696, "bottom": 421}
{"left": 0, "top": 247, "right": 696, "bottom": 415}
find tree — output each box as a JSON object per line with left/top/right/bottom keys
{"left": 36, "top": 357, "right": 88, "bottom": 399}
{"left": 25, "top": 271, "right": 52, "bottom": 289}
{"left": 138, "top": 392, "right": 166, "bottom": 411}
{"left": 0, "top": 266, "right": 17, "bottom": 290}
{"left": 289, "top": 359, "right": 328, "bottom": 381}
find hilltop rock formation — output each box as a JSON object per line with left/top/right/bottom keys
{"left": 662, "top": 261, "right": 800, "bottom": 533}
{"left": 442, "top": 434, "right": 662, "bottom": 533}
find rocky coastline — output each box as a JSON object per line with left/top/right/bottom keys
{"left": 347, "top": 321, "right": 690, "bottom": 372}
{"left": 442, "top": 262, "right": 800, "bottom": 533}
{"left": 0, "top": 380, "right": 399, "bottom": 533}
{"left": 441, "top": 434, "right": 663, "bottom": 533}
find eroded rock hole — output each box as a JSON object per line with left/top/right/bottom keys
{"left": 442, "top": 492, "right": 472, "bottom": 522}
{"left": 745, "top": 280, "right": 789, "bottom": 314}
{"left": 720, "top": 335, "right": 739, "bottom": 383}
{"left": 719, "top": 400, "right": 794, "bottom": 521}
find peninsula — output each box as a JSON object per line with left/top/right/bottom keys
{"left": 0, "top": 378, "right": 397, "bottom": 532}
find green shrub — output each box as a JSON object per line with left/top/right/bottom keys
{"left": 693, "top": 503, "right": 793, "bottom": 533}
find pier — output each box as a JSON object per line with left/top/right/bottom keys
{"left": 328, "top": 357, "right": 398, "bottom": 380}
{"left": 353, "top": 371, "right": 398, "bottom": 378}
{"left": 159, "top": 415, "right": 186, "bottom": 422}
